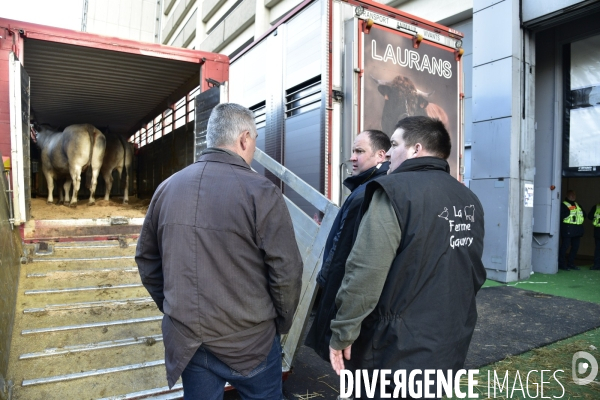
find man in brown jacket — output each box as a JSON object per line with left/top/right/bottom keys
{"left": 135, "top": 103, "right": 303, "bottom": 399}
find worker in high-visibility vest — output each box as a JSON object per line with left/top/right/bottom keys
{"left": 588, "top": 203, "right": 600, "bottom": 270}
{"left": 559, "top": 190, "right": 584, "bottom": 271}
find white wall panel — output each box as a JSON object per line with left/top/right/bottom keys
{"left": 473, "top": 1, "right": 514, "bottom": 66}
{"left": 284, "top": 1, "right": 322, "bottom": 89}
{"left": 472, "top": 57, "right": 514, "bottom": 122}
{"left": 471, "top": 118, "right": 513, "bottom": 179}
{"left": 229, "top": 40, "right": 267, "bottom": 106}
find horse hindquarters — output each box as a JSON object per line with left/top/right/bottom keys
{"left": 66, "top": 124, "right": 106, "bottom": 206}
{"left": 88, "top": 131, "right": 106, "bottom": 205}
{"left": 41, "top": 164, "right": 56, "bottom": 204}
{"left": 122, "top": 165, "right": 129, "bottom": 204}
{"left": 122, "top": 144, "right": 133, "bottom": 204}
{"left": 101, "top": 167, "right": 114, "bottom": 201}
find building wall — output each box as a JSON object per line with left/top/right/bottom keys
{"left": 162, "top": 0, "right": 198, "bottom": 48}
{"left": 0, "top": 157, "right": 22, "bottom": 394}
{"left": 84, "top": 0, "right": 161, "bottom": 43}
{"left": 161, "top": 0, "right": 304, "bottom": 54}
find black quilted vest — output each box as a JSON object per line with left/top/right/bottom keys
{"left": 349, "top": 157, "right": 486, "bottom": 374}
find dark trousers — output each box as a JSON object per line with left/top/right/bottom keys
{"left": 559, "top": 236, "right": 581, "bottom": 268}
{"left": 181, "top": 335, "right": 283, "bottom": 400}
{"left": 595, "top": 238, "right": 600, "bottom": 268}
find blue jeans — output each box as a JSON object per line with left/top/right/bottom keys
{"left": 181, "top": 335, "right": 283, "bottom": 400}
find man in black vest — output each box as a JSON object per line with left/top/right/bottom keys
{"left": 558, "top": 190, "right": 584, "bottom": 271}
{"left": 587, "top": 202, "right": 600, "bottom": 270}
{"left": 329, "top": 116, "right": 486, "bottom": 398}
{"left": 305, "top": 130, "right": 390, "bottom": 362}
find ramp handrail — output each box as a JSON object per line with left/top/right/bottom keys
{"left": 253, "top": 149, "right": 332, "bottom": 214}
{"left": 253, "top": 148, "right": 339, "bottom": 371}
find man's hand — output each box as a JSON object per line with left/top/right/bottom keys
{"left": 329, "top": 345, "right": 352, "bottom": 375}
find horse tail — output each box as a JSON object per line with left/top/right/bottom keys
{"left": 85, "top": 125, "right": 97, "bottom": 189}
{"left": 116, "top": 134, "right": 128, "bottom": 189}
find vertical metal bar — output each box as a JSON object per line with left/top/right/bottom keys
{"left": 9, "top": 52, "right": 25, "bottom": 225}
{"left": 186, "top": 93, "right": 191, "bottom": 123}
{"left": 3, "top": 170, "right": 15, "bottom": 229}
{"left": 170, "top": 103, "right": 176, "bottom": 133}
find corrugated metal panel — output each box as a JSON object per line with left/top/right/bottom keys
{"left": 24, "top": 39, "right": 201, "bottom": 135}
{"left": 284, "top": 108, "right": 323, "bottom": 218}
{"left": 193, "top": 86, "right": 221, "bottom": 160}
{"left": 137, "top": 122, "right": 195, "bottom": 198}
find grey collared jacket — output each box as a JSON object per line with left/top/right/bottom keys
{"left": 135, "top": 148, "right": 303, "bottom": 387}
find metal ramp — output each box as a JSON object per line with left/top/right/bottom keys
{"left": 7, "top": 237, "right": 174, "bottom": 399}
{"left": 252, "top": 149, "right": 339, "bottom": 371}
{"left": 6, "top": 148, "right": 338, "bottom": 399}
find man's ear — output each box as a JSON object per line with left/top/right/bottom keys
{"left": 239, "top": 130, "right": 249, "bottom": 151}
{"left": 376, "top": 149, "right": 387, "bottom": 162}
{"left": 413, "top": 143, "right": 422, "bottom": 156}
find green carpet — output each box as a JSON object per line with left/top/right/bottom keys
{"left": 446, "top": 267, "right": 600, "bottom": 399}
{"left": 483, "top": 264, "right": 600, "bottom": 304}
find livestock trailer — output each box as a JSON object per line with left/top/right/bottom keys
{"left": 223, "top": 0, "right": 465, "bottom": 217}
{"left": 0, "top": 17, "right": 229, "bottom": 227}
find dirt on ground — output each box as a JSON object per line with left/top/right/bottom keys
{"left": 30, "top": 197, "right": 150, "bottom": 220}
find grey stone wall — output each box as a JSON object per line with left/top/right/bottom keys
{"left": 0, "top": 155, "right": 22, "bottom": 395}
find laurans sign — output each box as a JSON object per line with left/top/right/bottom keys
{"left": 370, "top": 40, "right": 453, "bottom": 79}
{"left": 361, "top": 25, "right": 460, "bottom": 178}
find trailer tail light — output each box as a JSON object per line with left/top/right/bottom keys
{"left": 455, "top": 47, "right": 465, "bottom": 61}
{"left": 413, "top": 33, "right": 423, "bottom": 48}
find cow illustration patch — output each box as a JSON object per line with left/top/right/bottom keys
{"left": 464, "top": 205, "right": 475, "bottom": 222}
{"left": 438, "top": 207, "right": 449, "bottom": 220}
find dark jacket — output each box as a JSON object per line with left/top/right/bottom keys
{"left": 305, "top": 162, "right": 389, "bottom": 361}
{"left": 588, "top": 204, "right": 600, "bottom": 239}
{"left": 560, "top": 200, "right": 584, "bottom": 237}
{"left": 135, "top": 148, "right": 303, "bottom": 387}
{"left": 350, "top": 157, "right": 486, "bottom": 373}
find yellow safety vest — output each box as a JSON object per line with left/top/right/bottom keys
{"left": 563, "top": 201, "right": 584, "bottom": 225}
{"left": 594, "top": 204, "right": 600, "bottom": 228}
